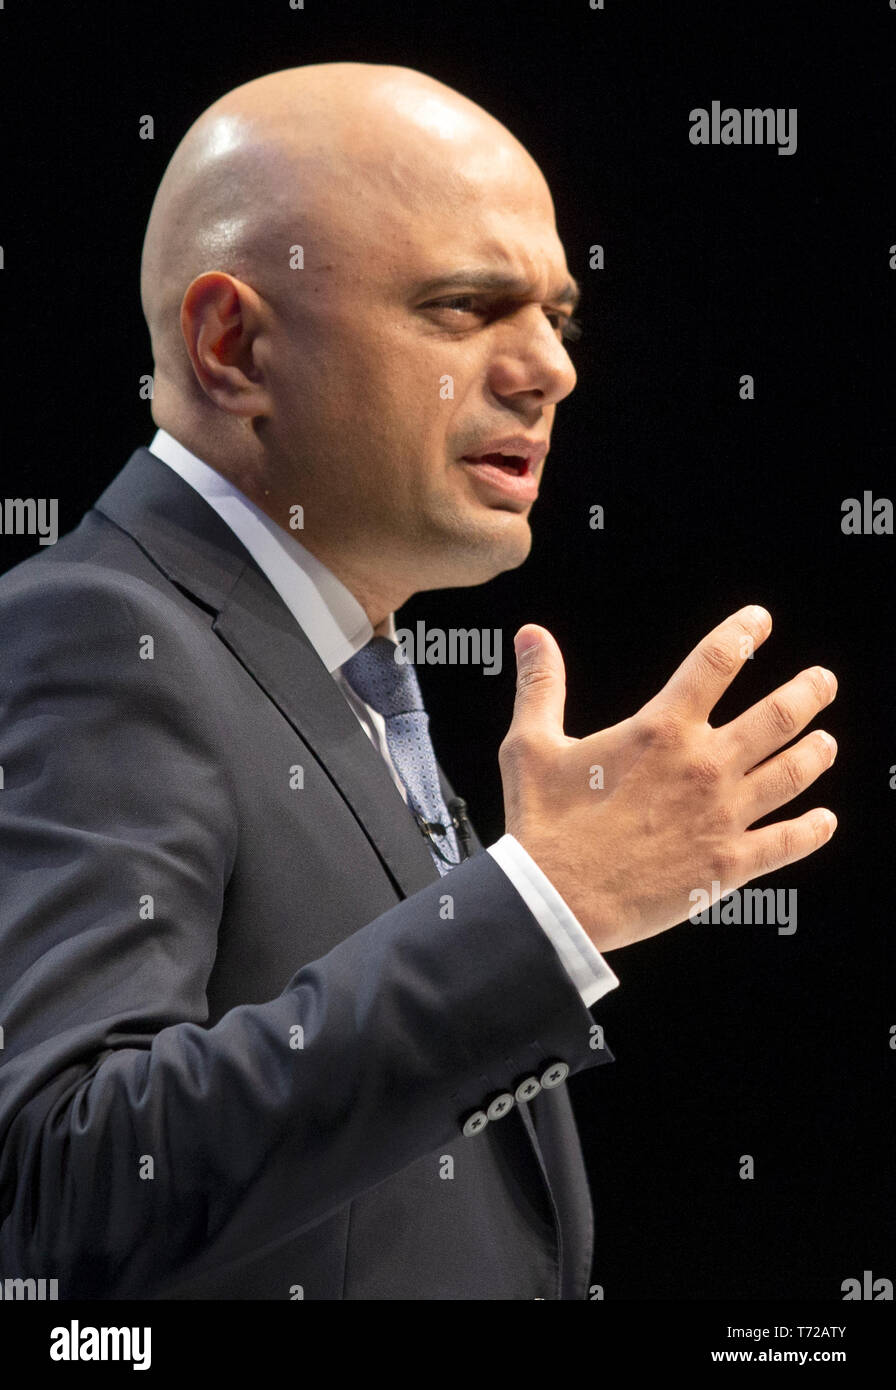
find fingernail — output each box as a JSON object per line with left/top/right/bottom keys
{"left": 748, "top": 605, "right": 771, "bottom": 629}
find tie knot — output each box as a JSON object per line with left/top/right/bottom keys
{"left": 342, "top": 636, "right": 425, "bottom": 718}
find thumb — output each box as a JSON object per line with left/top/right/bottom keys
{"left": 508, "top": 624, "right": 567, "bottom": 739}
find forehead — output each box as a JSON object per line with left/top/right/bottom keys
{"left": 347, "top": 137, "right": 571, "bottom": 297}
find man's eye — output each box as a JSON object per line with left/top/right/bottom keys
{"left": 424, "top": 298, "right": 583, "bottom": 341}
{"left": 553, "top": 313, "right": 583, "bottom": 343}
{"left": 429, "top": 296, "right": 481, "bottom": 315}
{"left": 563, "top": 316, "right": 583, "bottom": 343}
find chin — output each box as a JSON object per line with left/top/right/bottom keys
{"left": 410, "top": 508, "right": 534, "bottom": 590}
{"left": 445, "top": 523, "right": 533, "bottom": 588}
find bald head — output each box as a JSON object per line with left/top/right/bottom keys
{"left": 140, "top": 63, "right": 548, "bottom": 420}
{"left": 139, "top": 61, "right": 578, "bottom": 620}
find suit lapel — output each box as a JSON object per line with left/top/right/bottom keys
{"left": 212, "top": 560, "right": 439, "bottom": 897}
{"left": 93, "top": 448, "right": 438, "bottom": 898}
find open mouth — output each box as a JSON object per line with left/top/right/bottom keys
{"left": 462, "top": 452, "right": 531, "bottom": 475}
{"left": 457, "top": 448, "right": 540, "bottom": 506}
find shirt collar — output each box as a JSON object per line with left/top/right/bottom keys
{"left": 148, "top": 428, "right": 395, "bottom": 672}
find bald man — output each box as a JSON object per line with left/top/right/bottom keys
{"left": 0, "top": 64, "right": 837, "bottom": 1301}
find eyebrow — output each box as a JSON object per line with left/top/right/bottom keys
{"left": 413, "top": 269, "right": 582, "bottom": 311}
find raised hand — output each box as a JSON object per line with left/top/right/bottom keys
{"left": 499, "top": 605, "right": 837, "bottom": 951}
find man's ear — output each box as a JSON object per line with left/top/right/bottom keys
{"left": 180, "top": 271, "right": 271, "bottom": 417}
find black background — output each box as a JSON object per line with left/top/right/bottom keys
{"left": 1, "top": 0, "right": 893, "bottom": 1301}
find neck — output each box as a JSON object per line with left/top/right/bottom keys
{"left": 165, "top": 424, "right": 415, "bottom": 628}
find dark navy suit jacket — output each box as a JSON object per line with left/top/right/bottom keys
{"left": 0, "top": 448, "right": 614, "bottom": 1299}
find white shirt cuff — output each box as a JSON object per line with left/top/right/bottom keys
{"left": 487, "top": 834, "right": 620, "bottom": 1008}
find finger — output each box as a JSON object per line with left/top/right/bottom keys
{"left": 742, "top": 806, "right": 837, "bottom": 880}
{"left": 506, "top": 625, "right": 568, "bottom": 743}
{"left": 721, "top": 665, "right": 837, "bottom": 773}
{"left": 649, "top": 605, "right": 772, "bottom": 725}
{"left": 738, "top": 729, "right": 837, "bottom": 825}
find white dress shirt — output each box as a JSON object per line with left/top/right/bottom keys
{"left": 147, "top": 429, "right": 619, "bottom": 1008}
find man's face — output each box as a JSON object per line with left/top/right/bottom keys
{"left": 256, "top": 118, "right": 579, "bottom": 598}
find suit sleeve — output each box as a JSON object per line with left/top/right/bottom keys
{"left": 0, "top": 564, "right": 613, "bottom": 1297}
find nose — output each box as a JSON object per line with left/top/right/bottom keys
{"left": 486, "top": 308, "right": 578, "bottom": 411}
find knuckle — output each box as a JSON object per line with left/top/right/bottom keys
{"left": 709, "top": 843, "right": 739, "bottom": 878}
{"left": 699, "top": 640, "right": 737, "bottom": 680}
{"left": 765, "top": 694, "right": 796, "bottom": 737}
{"left": 684, "top": 753, "right": 723, "bottom": 790}
{"left": 639, "top": 708, "right": 683, "bottom": 749}
{"left": 499, "top": 730, "right": 530, "bottom": 765}
{"left": 747, "top": 840, "right": 770, "bottom": 877}
{"left": 710, "top": 800, "right": 737, "bottom": 831}
{"left": 779, "top": 753, "right": 805, "bottom": 797}
{"left": 515, "top": 665, "right": 554, "bottom": 694}
{"left": 777, "top": 822, "right": 799, "bottom": 861}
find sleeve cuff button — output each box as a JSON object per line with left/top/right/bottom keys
{"left": 486, "top": 1092, "right": 516, "bottom": 1121}
{"left": 540, "top": 1061, "right": 570, "bottom": 1089}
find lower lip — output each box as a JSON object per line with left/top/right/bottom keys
{"left": 459, "top": 458, "right": 539, "bottom": 504}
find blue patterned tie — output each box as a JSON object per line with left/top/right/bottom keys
{"left": 342, "top": 637, "right": 461, "bottom": 875}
